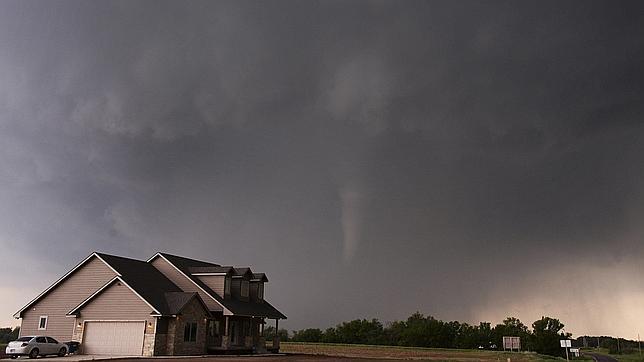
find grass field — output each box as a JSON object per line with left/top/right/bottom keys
{"left": 280, "top": 342, "right": 568, "bottom": 361}
{"left": 582, "top": 348, "right": 644, "bottom": 362}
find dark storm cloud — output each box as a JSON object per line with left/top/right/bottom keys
{"left": 1, "top": 0, "right": 643, "bottom": 336}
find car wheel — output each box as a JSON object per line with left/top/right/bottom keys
{"left": 58, "top": 348, "right": 67, "bottom": 357}
{"left": 28, "top": 348, "right": 39, "bottom": 359}
{"left": 10, "top": 356, "right": 18, "bottom": 359}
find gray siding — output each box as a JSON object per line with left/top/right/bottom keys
{"left": 77, "top": 282, "right": 154, "bottom": 321}
{"left": 150, "top": 257, "right": 223, "bottom": 312}
{"left": 20, "top": 256, "right": 117, "bottom": 342}
{"left": 195, "top": 275, "right": 225, "bottom": 297}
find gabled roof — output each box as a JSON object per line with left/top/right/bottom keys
{"left": 94, "top": 253, "right": 187, "bottom": 315}
{"left": 150, "top": 252, "right": 286, "bottom": 319}
{"left": 164, "top": 292, "right": 211, "bottom": 315}
{"left": 67, "top": 276, "right": 163, "bottom": 316}
{"left": 17, "top": 251, "right": 286, "bottom": 320}
{"left": 14, "top": 252, "right": 120, "bottom": 318}
{"left": 252, "top": 273, "right": 269, "bottom": 282}
{"left": 232, "top": 267, "right": 253, "bottom": 278}
{"left": 148, "top": 252, "right": 233, "bottom": 315}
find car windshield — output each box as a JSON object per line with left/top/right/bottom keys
{"left": 17, "top": 337, "right": 33, "bottom": 342}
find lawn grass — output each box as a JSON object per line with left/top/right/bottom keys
{"left": 582, "top": 348, "right": 644, "bottom": 362}
{"left": 280, "top": 341, "right": 568, "bottom": 361}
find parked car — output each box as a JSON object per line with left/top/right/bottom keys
{"left": 5, "top": 336, "right": 68, "bottom": 359}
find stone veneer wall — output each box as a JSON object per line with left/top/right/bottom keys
{"left": 71, "top": 321, "right": 84, "bottom": 354}
{"left": 153, "top": 334, "right": 168, "bottom": 356}
{"left": 165, "top": 298, "right": 208, "bottom": 355}
{"left": 142, "top": 333, "right": 155, "bottom": 357}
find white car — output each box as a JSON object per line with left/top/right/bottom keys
{"left": 5, "top": 336, "right": 68, "bottom": 359}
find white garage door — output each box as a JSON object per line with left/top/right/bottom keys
{"left": 83, "top": 321, "right": 145, "bottom": 355}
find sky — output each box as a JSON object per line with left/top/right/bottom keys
{"left": 0, "top": 0, "right": 643, "bottom": 339}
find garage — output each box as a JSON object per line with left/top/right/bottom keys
{"left": 82, "top": 321, "right": 145, "bottom": 355}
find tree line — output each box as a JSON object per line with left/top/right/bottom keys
{"left": 0, "top": 327, "right": 20, "bottom": 344}
{"left": 268, "top": 313, "right": 572, "bottom": 357}
{"left": 574, "top": 335, "right": 642, "bottom": 355}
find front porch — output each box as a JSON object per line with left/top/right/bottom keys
{"left": 205, "top": 315, "right": 281, "bottom": 354}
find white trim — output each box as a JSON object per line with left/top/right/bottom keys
{"left": 148, "top": 253, "right": 232, "bottom": 315}
{"left": 92, "top": 254, "right": 122, "bottom": 276}
{"left": 191, "top": 273, "right": 228, "bottom": 276}
{"left": 67, "top": 276, "right": 120, "bottom": 315}
{"left": 145, "top": 252, "right": 162, "bottom": 263}
{"left": 38, "top": 316, "right": 48, "bottom": 330}
{"left": 67, "top": 276, "right": 161, "bottom": 315}
{"left": 13, "top": 252, "right": 121, "bottom": 318}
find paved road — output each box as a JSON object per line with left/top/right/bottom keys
{"left": 584, "top": 352, "right": 619, "bottom": 362}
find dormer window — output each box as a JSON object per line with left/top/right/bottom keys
{"left": 258, "top": 283, "right": 264, "bottom": 300}
{"left": 225, "top": 277, "right": 231, "bottom": 296}
{"left": 241, "top": 280, "right": 249, "bottom": 298}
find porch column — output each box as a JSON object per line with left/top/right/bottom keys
{"left": 273, "top": 319, "right": 280, "bottom": 350}
{"left": 222, "top": 316, "right": 230, "bottom": 349}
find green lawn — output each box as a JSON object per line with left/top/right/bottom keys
{"left": 582, "top": 348, "right": 644, "bottom": 362}
{"left": 281, "top": 341, "right": 570, "bottom": 361}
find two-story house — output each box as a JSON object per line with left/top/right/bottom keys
{"left": 13, "top": 252, "right": 286, "bottom": 356}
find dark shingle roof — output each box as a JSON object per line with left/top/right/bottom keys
{"left": 96, "top": 253, "right": 184, "bottom": 315}
{"left": 252, "top": 273, "right": 268, "bottom": 282}
{"left": 158, "top": 253, "right": 286, "bottom": 319}
{"left": 188, "top": 266, "right": 234, "bottom": 274}
{"left": 233, "top": 267, "right": 252, "bottom": 277}
{"left": 159, "top": 253, "right": 220, "bottom": 269}
{"left": 163, "top": 292, "right": 210, "bottom": 315}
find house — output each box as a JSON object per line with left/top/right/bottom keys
{"left": 13, "top": 252, "right": 286, "bottom": 356}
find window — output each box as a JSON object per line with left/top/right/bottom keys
{"left": 241, "top": 280, "right": 249, "bottom": 298}
{"left": 36, "top": 337, "right": 47, "bottom": 343}
{"left": 183, "top": 322, "right": 197, "bottom": 342}
{"left": 38, "top": 316, "right": 48, "bottom": 330}
{"left": 258, "top": 283, "right": 264, "bottom": 300}
{"left": 225, "top": 277, "right": 231, "bottom": 296}
{"left": 46, "top": 337, "right": 59, "bottom": 344}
